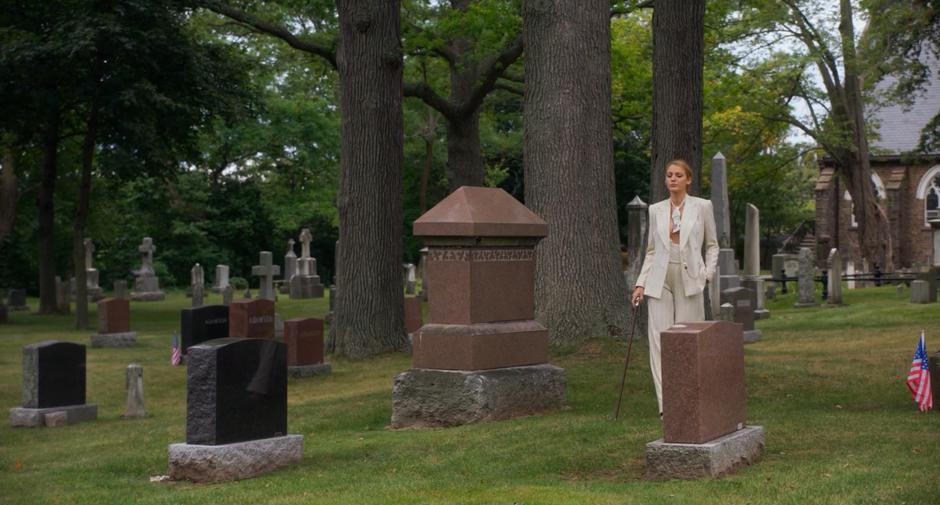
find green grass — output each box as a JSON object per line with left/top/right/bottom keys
{"left": 0, "top": 287, "right": 938, "bottom": 504}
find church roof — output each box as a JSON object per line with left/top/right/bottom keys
{"left": 869, "top": 54, "right": 940, "bottom": 155}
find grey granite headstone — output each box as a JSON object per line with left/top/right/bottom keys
{"left": 911, "top": 280, "right": 931, "bottom": 304}
{"left": 916, "top": 268, "right": 938, "bottom": 303}
{"left": 743, "top": 204, "right": 760, "bottom": 277}
{"left": 222, "top": 285, "right": 234, "bottom": 305}
{"left": 212, "top": 265, "right": 230, "bottom": 293}
{"left": 282, "top": 240, "right": 297, "bottom": 294}
{"left": 710, "top": 152, "right": 731, "bottom": 248}
{"left": 827, "top": 248, "right": 843, "bottom": 305}
{"left": 122, "top": 364, "right": 146, "bottom": 418}
{"left": 113, "top": 280, "right": 129, "bottom": 300}
{"left": 7, "top": 289, "right": 28, "bottom": 311}
{"left": 404, "top": 263, "right": 416, "bottom": 295}
{"left": 794, "top": 247, "right": 818, "bottom": 307}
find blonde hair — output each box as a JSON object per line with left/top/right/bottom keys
{"left": 665, "top": 159, "right": 693, "bottom": 180}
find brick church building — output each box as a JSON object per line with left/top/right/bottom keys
{"left": 813, "top": 72, "right": 940, "bottom": 271}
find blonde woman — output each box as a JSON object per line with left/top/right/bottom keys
{"left": 631, "top": 159, "right": 719, "bottom": 417}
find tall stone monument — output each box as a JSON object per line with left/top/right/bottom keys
{"left": 289, "top": 229, "right": 325, "bottom": 299}
{"left": 625, "top": 195, "right": 649, "bottom": 336}
{"left": 211, "top": 265, "right": 229, "bottom": 294}
{"left": 740, "top": 204, "right": 769, "bottom": 320}
{"left": 827, "top": 248, "right": 843, "bottom": 305}
{"left": 391, "top": 186, "right": 566, "bottom": 428}
{"left": 131, "top": 237, "right": 165, "bottom": 301}
{"left": 83, "top": 238, "right": 103, "bottom": 301}
{"left": 190, "top": 263, "right": 205, "bottom": 308}
{"left": 281, "top": 239, "right": 297, "bottom": 294}
{"left": 794, "top": 247, "right": 818, "bottom": 307}
{"left": 710, "top": 153, "right": 740, "bottom": 293}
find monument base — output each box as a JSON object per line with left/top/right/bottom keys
{"left": 131, "top": 291, "right": 165, "bottom": 301}
{"left": 10, "top": 404, "right": 98, "bottom": 427}
{"left": 390, "top": 364, "right": 566, "bottom": 429}
{"left": 168, "top": 434, "right": 303, "bottom": 483}
{"left": 646, "top": 426, "right": 764, "bottom": 480}
{"left": 793, "top": 300, "right": 819, "bottom": 308}
{"left": 743, "top": 329, "right": 762, "bottom": 343}
{"left": 91, "top": 332, "right": 138, "bottom": 348}
{"left": 9, "top": 305, "right": 29, "bottom": 312}
{"left": 288, "top": 363, "right": 332, "bottom": 378}
{"left": 754, "top": 309, "right": 770, "bottom": 320}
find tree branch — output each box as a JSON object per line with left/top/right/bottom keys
{"left": 495, "top": 81, "right": 523, "bottom": 95}
{"left": 200, "top": 0, "right": 337, "bottom": 69}
{"left": 459, "top": 35, "right": 524, "bottom": 116}
{"left": 403, "top": 81, "right": 460, "bottom": 121}
{"left": 611, "top": 0, "right": 654, "bottom": 18}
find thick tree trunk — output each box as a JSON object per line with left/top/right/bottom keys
{"left": 838, "top": 0, "right": 894, "bottom": 270}
{"left": 0, "top": 146, "right": 17, "bottom": 242}
{"left": 445, "top": 111, "right": 484, "bottom": 190}
{"left": 420, "top": 106, "right": 436, "bottom": 214}
{"left": 37, "top": 113, "right": 60, "bottom": 314}
{"left": 650, "top": 0, "right": 705, "bottom": 202}
{"left": 328, "top": 0, "right": 408, "bottom": 358}
{"left": 523, "top": 0, "right": 629, "bottom": 347}
{"left": 73, "top": 95, "right": 99, "bottom": 330}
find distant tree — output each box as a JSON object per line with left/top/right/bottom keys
{"left": 523, "top": 0, "right": 629, "bottom": 347}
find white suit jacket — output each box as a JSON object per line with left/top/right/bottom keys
{"left": 635, "top": 195, "right": 719, "bottom": 299}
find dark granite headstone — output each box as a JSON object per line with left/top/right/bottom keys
{"left": 930, "top": 351, "right": 939, "bottom": 411}
{"left": 186, "top": 338, "right": 287, "bottom": 445}
{"left": 180, "top": 305, "right": 230, "bottom": 356}
{"left": 22, "top": 341, "right": 86, "bottom": 408}
{"left": 0, "top": 303, "right": 7, "bottom": 323}
{"left": 721, "top": 287, "right": 754, "bottom": 332}
{"left": 7, "top": 289, "right": 27, "bottom": 309}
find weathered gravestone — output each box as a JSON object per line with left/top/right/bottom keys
{"left": 721, "top": 287, "right": 761, "bottom": 343}
{"left": 404, "top": 263, "right": 417, "bottom": 295}
{"left": 419, "top": 247, "right": 429, "bottom": 301}
{"left": 718, "top": 302, "right": 734, "bottom": 322}
{"left": 251, "top": 252, "right": 280, "bottom": 302}
{"left": 625, "top": 195, "right": 650, "bottom": 336}
{"left": 131, "top": 237, "right": 165, "bottom": 301}
{"left": 911, "top": 280, "right": 931, "bottom": 304}
{"left": 284, "top": 318, "right": 331, "bottom": 378}
{"left": 7, "top": 289, "right": 28, "bottom": 311}
{"left": 827, "top": 249, "right": 843, "bottom": 305}
{"left": 281, "top": 240, "right": 297, "bottom": 295}
{"left": 212, "top": 265, "right": 230, "bottom": 294}
{"left": 645, "top": 320, "right": 764, "bottom": 480}
{"left": 190, "top": 263, "right": 205, "bottom": 307}
{"left": 83, "top": 238, "right": 103, "bottom": 301}
{"left": 10, "top": 341, "right": 97, "bottom": 427}
{"left": 391, "top": 187, "right": 566, "bottom": 428}
{"left": 403, "top": 296, "right": 423, "bottom": 335}
{"left": 794, "top": 247, "right": 818, "bottom": 307}
{"left": 167, "top": 338, "right": 301, "bottom": 483}
{"left": 122, "top": 364, "right": 146, "bottom": 418}
{"left": 113, "top": 280, "right": 129, "bottom": 300}
{"left": 289, "top": 229, "right": 325, "bottom": 299}
{"left": 229, "top": 299, "right": 275, "bottom": 339}
{"left": 56, "top": 276, "right": 70, "bottom": 315}
{"left": 222, "top": 285, "right": 234, "bottom": 306}
{"left": 916, "top": 267, "right": 938, "bottom": 303}
{"left": 741, "top": 203, "right": 769, "bottom": 320}
{"left": 711, "top": 153, "right": 741, "bottom": 294}
{"left": 181, "top": 305, "right": 230, "bottom": 358}
{"left": 91, "top": 298, "right": 137, "bottom": 347}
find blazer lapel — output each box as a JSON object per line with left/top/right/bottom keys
{"left": 679, "top": 198, "right": 698, "bottom": 249}
{"left": 659, "top": 202, "right": 671, "bottom": 249}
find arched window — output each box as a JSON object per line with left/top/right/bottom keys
{"left": 843, "top": 173, "right": 886, "bottom": 228}
{"left": 916, "top": 165, "right": 940, "bottom": 226}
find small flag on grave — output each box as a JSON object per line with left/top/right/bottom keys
{"left": 171, "top": 331, "right": 182, "bottom": 366}
{"left": 906, "top": 330, "right": 933, "bottom": 412}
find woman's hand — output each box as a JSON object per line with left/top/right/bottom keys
{"left": 631, "top": 286, "right": 644, "bottom": 306}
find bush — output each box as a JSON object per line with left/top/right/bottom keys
{"left": 230, "top": 276, "right": 248, "bottom": 289}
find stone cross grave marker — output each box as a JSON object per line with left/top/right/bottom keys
{"left": 251, "top": 252, "right": 280, "bottom": 302}
{"left": 138, "top": 237, "right": 155, "bottom": 274}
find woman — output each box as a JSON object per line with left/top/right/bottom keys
{"left": 631, "top": 159, "right": 719, "bottom": 417}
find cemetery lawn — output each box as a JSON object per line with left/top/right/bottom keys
{"left": 0, "top": 287, "right": 938, "bottom": 505}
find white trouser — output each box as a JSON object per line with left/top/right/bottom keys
{"left": 646, "top": 258, "right": 704, "bottom": 413}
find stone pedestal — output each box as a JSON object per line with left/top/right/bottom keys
{"left": 10, "top": 404, "right": 98, "bottom": 427}
{"left": 740, "top": 278, "right": 770, "bottom": 320}
{"left": 132, "top": 274, "right": 165, "bottom": 301}
{"left": 392, "top": 186, "right": 566, "bottom": 428}
{"left": 390, "top": 365, "right": 566, "bottom": 428}
{"left": 168, "top": 435, "right": 303, "bottom": 483}
{"left": 646, "top": 426, "right": 764, "bottom": 480}
{"left": 718, "top": 249, "right": 741, "bottom": 292}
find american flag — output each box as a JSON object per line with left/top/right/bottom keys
{"left": 906, "top": 331, "right": 933, "bottom": 412}
{"left": 171, "top": 331, "right": 182, "bottom": 366}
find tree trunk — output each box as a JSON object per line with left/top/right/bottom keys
{"left": 37, "top": 112, "right": 60, "bottom": 314}
{"left": 420, "top": 106, "right": 436, "bottom": 214}
{"left": 74, "top": 89, "right": 100, "bottom": 330}
{"left": 650, "top": 0, "right": 705, "bottom": 202}
{"left": 0, "top": 145, "right": 17, "bottom": 243}
{"left": 523, "top": 0, "right": 629, "bottom": 348}
{"left": 328, "top": 0, "right": 408, "bottom": 358}
{"left": 838, "top": 0, "right": 894, "bottom": 270}
{"left": 445, "top": 110, "right": 484, "bottom": 190}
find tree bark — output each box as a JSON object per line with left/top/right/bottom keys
{"left": 523, "top": 0, "right": 629, "bottom": 347}
{"left": 445, "top": 110, "right": 484, "bottom": 189}
{"left": 650, "top": 0, "right": 705, "bottom": 202}
{"left": 73, "top": 74, "right": 101, "bottom": 330}
{"left": 328, "top": 0, "right": 408, "bottom": 358}
{"left": 420, "top": 105, "right": 436, "bottom": 214}
{"left": 37, "top": 111, "right": 60, "bottom": 314}
{"left": 0, "top": 145, "right": 17, "bottom": 243}
{"left": 837, "top": 0, "right": 894, "bottom": 270}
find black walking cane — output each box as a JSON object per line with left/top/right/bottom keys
{"left": 614, "top": 300, "right": 641, "bottom": 419}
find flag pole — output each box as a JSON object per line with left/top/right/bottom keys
{"left": 614, "top": 301, "right": 641, "bottom": 419}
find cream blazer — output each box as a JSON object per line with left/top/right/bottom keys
{"left": 635, "top": 195, "right": 719, "bottom": 299}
